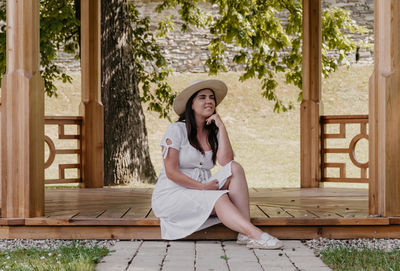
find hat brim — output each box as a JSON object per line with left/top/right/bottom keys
{"left": 173, "top": 79, "right": 228, "bottom": 115}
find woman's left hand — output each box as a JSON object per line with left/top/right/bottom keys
{"left": 206, "top": 114, "right": 224, "bottom": 128}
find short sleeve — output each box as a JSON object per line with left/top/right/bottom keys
{"left": 160, "top": 122, "right": 183, "bottom": 159}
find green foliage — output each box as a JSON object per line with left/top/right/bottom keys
{"left": 128, "top": 4, "right": 175, "bottom": 119}
{"left": 321, "top": 7, "right": 369, "bottom": 77}
{"left": 0, "top": 245, "right": 109, "bottom": 271}
{"left": 0, "top": 0, "right": 369, "bottom": 115}
{"left": 156, "top": 0, "right": 370, "bottom": 112}
{"left": 156, "top": 0, "right": 211, "bottom": 32}
{"left": 0, "top": 1, "right": 175, "bottom": 118}
{"left": 320, "top": 246, "right": 400, "bottom": 271}
{"left": 0, "top": 0, "right": 80, "bottom": 97}
{"left": 0, "top": 2, "right": 6, "bottom": 80}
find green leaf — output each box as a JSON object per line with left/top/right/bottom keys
{"left": 0, "top": 0, "right": 80, "bottom": 96}
{"left": 156, "top": 0, "right": 368, "bottom": 113}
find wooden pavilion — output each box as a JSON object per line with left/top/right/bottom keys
{"left": 0, "top": 0, "right": 399, "bottom": 239}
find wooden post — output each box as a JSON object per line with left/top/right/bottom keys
{"left": 1, "top": 0, "right": 44, "bottom": 217}
{"left": 300, "top": 0, "right": 321, "bottom": 188}
{"left": 368, "top": 72, "right": 379, "bottom": 215}
{"left": 369, "top": 0, "right": 400, "bottom": 216}
{"left": 79, "top": 0, "right": 104, "bottom": 188}
{"left": 0, "top": 98, "right": 2, "bottom": 204}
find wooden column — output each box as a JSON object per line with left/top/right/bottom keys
{"left": 369, "top": 0, "right": 400, "bottom": 216}
{"left": 79, "top": 0, "right": 104, "bottom": 188}
{"left": 0, "top": 99, "right": 2, "bottom": 205}
{"left": 368, "top": 72, "right": 378, "bottom": 215}
{"left": 300, "top": 0, "right": 321, "bottom": 188}
{"left": 1, "top": 0, "right": 44, "bottom": 217}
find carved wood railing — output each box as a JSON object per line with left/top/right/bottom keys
{"left": 1, "top": 101, "right": 370, "bottom": 186}
{"left": 321, "top": 115, "right": 369, "bottom": 183}
{"left": 0, "top": 109, "right": 82, "bottom": 185}
{"left": 45, "top": 116, "right": 83, "bottom": 184}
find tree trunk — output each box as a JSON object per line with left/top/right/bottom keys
{"left": 101, "top": 0, "right": 157, "bottom": 185}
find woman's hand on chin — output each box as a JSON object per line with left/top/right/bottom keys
{"left": 206, "top": 114, "right": 224, "bottom": 128}
{"left": 202, "top": 180, "right": 219, "bottom": 190}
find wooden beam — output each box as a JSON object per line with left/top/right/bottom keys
{"left": 368, "top": 72, "right": 379, "bottom": 215}
{"left": 2, "top": 225, "right": 400, "bottom": 240}
{"left": 1, "top": 0, "right": 44, "bottom": 217}
{"left": 23, "top": 217, "right": 390, "bottom": 227}
{"left": 0, "top": 93, "right": 2, "bottom": 205}
{"left": 370, "top": 0, "right": 400, "bottom": 216}
{"left": 301, "top": 0, "right": 321, "bottom": 188}
{"left": 79, "top": 0, "right": 104, "bottom": 188}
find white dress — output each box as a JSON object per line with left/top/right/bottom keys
{"left": 151, "top": 121, "right": 233, "bottom": 240}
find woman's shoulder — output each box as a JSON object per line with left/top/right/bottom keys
{"left": 166, "top": 121, "right": 186, "bottom": 134}
{"left": 167, "top": 121, "right": 185, "bottom": 128}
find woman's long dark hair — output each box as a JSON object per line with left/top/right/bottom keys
{"left": 177, "top": 89, "right": 219, "bottom": 165}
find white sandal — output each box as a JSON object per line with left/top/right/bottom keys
{"left": 246, "top": 233, "right": 283, "bottom": 250}
{"left": 236, "top": 233, "right": 249, "bottom": 245}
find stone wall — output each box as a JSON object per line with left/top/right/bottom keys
{"left": 55, "top": 0, "right": 374, "bottom": 72}
{"left": 322, "top": 0, "right": 374, "bottom": 63}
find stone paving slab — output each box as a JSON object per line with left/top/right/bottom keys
{"left": 254, "top": 249, "right": 296, "bottom": 271}
{"left": 96, "top": 240, "right": 332, "bottom": 271}
{"left": 96, "top": 241, "right": 141, "bottom": 271}
{"left": 282, "top": 241, "right": 331, "bottom": 271}
{"left": 162, "top": 241, "right": 195, "bottom": 271}
{"left": 223, "top": 241, "right": 263, "bottom": 271}
{"left": 127, "top": 241, "right": 167, "bottom": 271}
{"left": 196, "top": 240, "right": 229, "bottom": 271}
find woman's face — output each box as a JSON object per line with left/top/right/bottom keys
{"left": 191, "top": 89, "right": 216, "bottom": 119}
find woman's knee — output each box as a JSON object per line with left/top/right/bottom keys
{"left": 215, "top": 193, "right": 229, "bottom": 206}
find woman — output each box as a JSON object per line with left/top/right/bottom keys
{"left": 151, "top": 79, "right": 283, "bottom": 249}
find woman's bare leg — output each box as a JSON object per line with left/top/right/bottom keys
{"left": 220, "top": 161, "right": 250, "bottom": 220}
{"left": 214, "top": 194, "right": 262, "bottom": 240}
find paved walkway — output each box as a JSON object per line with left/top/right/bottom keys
{"left": 96, "top": 240, "right": 331, "bottom": 271}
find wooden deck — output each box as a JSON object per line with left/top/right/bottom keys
{"left": 1, "top": 187, "right": 399, "bottom": 239}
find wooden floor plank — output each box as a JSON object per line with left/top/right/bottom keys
{"left": 390, "top": 218, "right": 400, "bottom": 224}
{"left": 284, "top": 208, "right": 318, "bottom": 218}
{"left": 145, "top": 209, "right": 156, "bottom": 218}
{"left": 307, "top": 209, "right": 343, "bottom": 218}
{"left": 46, "top": 210, "right": 80, "bottom": 219}
{"left": 73, "top": 209, "right": 106, "bottom": 219}
{"left": 250, "top": 205, "right": 268, "bottom": 218}
{"left": 4, "top": 187, "right": 398, "bottom": 240}
{"left": 97, "top": 207, "right": 131, "bottom": 219}
{"left": 336, "top": 209, "right": 369, "bottom": 218}
{"left": 257, "top": 206, "right": 293, "bottom": 218}
{"left": 122, "top": 207, "right": 151, "bottom": 219}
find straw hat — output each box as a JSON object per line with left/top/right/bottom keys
{"left": 173, "top": 79, "right": 228, "bottom": 115}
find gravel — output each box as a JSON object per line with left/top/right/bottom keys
{"left": 0, "top": 239, "right": 117, "bottom": 251}
{"left": 304, "top": 238, "right": 400, "bottom": 252}
{"left": 3, "top": 238, "right": 400, "bottom": 253}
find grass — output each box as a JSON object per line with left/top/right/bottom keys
{"left": 0, "top": 245, "right": 108, "bottom": 271}
{"left": 320, "top": 246, "right": 400, "bottom": 271}
{"left": 2, "top": 64, "right": 373, "bottom": 188}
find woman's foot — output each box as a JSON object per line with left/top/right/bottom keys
{"left": 236, "top": 232, "right": 249, "bottom": 245}
{"left": 246, "top": 233, "right": 283, "bottom": 250}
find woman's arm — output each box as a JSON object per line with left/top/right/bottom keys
{"left": 206, "top": 114, "right": 234, "bottom": 165}
{"left": 163, "top": 144, "right": 219, "bottom": 190}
